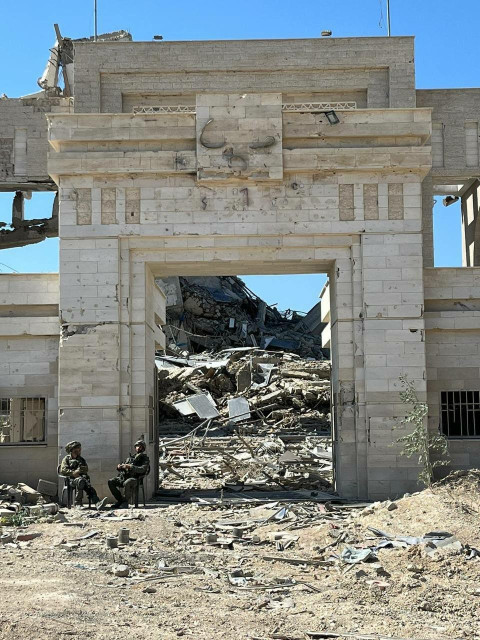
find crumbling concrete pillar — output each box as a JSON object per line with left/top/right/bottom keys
{"left": 236, "top": 365, "right": 252, "bottom": 392}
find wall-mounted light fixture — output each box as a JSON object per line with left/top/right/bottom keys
{"left": 324, "top": 110, "right": 340, "bottom": 125}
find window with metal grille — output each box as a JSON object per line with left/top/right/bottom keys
{"left": 441, "top": 391, "right": 480, "bottom": 438}
{"left": 0, "top": 398, "right": 46, "bottom": 444}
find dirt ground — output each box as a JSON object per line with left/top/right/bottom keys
{"left": 1, "top": 471, "right": 479, "bottom": 640}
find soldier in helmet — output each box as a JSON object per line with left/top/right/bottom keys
{"left": 60, "top": 441, "right": 102, "bottom": 507}
{"left": 108, "top": 439, "right": 150, "bottom": 508}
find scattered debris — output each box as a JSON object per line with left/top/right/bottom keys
{"left": 0, "top": 482, "right": 42, "bottom": 505}
{"left": 15, "top": 532, "right": 42, "bottom": 542}
{"left": 112, "top": 564, "right": 130, "bottom": 577}
{"left": 1, "top": 472, "right": 479, "bottom": 638}
{"left": 36, "top": 479, "right": 58, "bottom": 498}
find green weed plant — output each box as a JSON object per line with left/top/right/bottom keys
{"left": 396, "top": 374, "right": 449, "bottom": 487}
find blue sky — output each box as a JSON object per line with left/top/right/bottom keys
{"left": 0, "top": 1, "right": 477, "bottom": 310}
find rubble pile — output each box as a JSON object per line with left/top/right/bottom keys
{"left": 156, "top": 348, "right": 333, "bottom": 494}
{"left": 0, "top": 481, "right": 59, "bottom": 525}
{"left": 159, "top": 434, "right": 332, "bottom": 494}
{"left": 157, "top": 348, "right": 331, "bottom": 435}
{"left": 0, "top": 482, "right": 42, "bottom": 507}
{"left": 158, "top": 275, "right": 326, "bottom": 359}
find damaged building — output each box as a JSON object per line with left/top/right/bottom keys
{"left": 158, "top": 275, "right": 326, "bottom": 357}
{"left": 1, "top": 28, "right": 480, "bottom": 500}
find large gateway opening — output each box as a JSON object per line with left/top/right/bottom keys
{"left": 154, "top": 273, "right": 334, "bottom": 502}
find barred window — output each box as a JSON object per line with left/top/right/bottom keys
{"left": 441, "top": 391, "right": 480, "bottom": 438}
{"left": 0, "top": 398, "right": 46, "bottom": 444}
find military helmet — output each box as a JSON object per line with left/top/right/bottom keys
{"left": 134, "top": 439, "right": 146, "bottom": 450}
{"left": 65, "top": 440, "right": 82, "bottom": 453}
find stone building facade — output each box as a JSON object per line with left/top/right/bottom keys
{"left": 0, "top": 36, "right": 479, "bottom": 500}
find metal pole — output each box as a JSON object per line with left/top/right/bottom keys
{"left": 94, "top": 0, "right": 98, "bottom": 41}
{"left": 386, "top": 0, "right": 391, "bottom": 36}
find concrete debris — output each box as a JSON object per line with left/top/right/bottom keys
{"left": 38, "top": 25, "right": 132, "bottom": 96}
{"left": 0, "top": 482, "right": 42, "bottom": 507}
{"left": 156, "top": 349, "right": 331, "bottom": 435}
{"left": 36, "top": 479, "right": 58, "bottom": 497}
{"left": 0, "top": 482, "right": 63, "bottom": 526}
{"left": 12, "top": 482, "right": 42, "bottom": 505}
{"left": 112, "top": 564, "right": 130, "bottom": 577}
{"left": 157, "top": 275, "right": 328, "bottom": 359}
{"left": 156, "top": 347, "right": 332, "bottom": 498}
{"left": 0, "top": 532, "right": 13, "bottom": 544}
{"left": 0, "top": 191, "right": 58, "bottom": 249}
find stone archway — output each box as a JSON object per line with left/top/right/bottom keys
{"left": 50, "top": 92, "right": 430, "bottom": 500}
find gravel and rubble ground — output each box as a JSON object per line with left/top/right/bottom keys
{"left": 1, "top": 470, "right": 480, "bottom": 640}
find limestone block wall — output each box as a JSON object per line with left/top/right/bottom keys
{"left": 417, "top": 90, "right": 480, "bottom": 175}
{"left": 72, "top": 37, "right": 416, "bottom": 114}
{"left": 0, "top": 274, "right": 59, "bottom": 487}
{"left": 196, "top": 93, "right": 283, "bottom": 181}
{"left": 424, "top": 267, "right": 480, "bottom": 473}
{"left": 52, "top": 167, "right": 430, "bottom": 500}
{"left": 0, "top": 96, "right": 72, "bottom": 186}
{"left": 416, "top": 90, "right": 480, "bottom": 269}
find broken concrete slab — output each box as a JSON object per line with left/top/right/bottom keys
{"left": 228, "top": 397, "right": 251, "bottom": 423}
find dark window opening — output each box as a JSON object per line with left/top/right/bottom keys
{"left": 0, "top": 397, "right": 46, "bottom": 443}
{"left": 441, "top": 391, "right": 480, "bottom": 438}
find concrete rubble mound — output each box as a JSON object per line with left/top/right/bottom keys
{"left": 158, "top": 275, "right": 327, "bottom": 359}
{"left": 0, "top": 482, "right": 60, "bottom": 524}
{"left": 156, "top": 348, "right": 333, "bottom": 495}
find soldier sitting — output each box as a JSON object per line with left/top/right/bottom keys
{"left": 60, "top": 441, "right": 101, "bottom": 507}
{"left": 108, "top": 439, "right": 150, "bottom": 508}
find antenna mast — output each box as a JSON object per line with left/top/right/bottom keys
{"left": 386, "top": 0, "right": 391, "bottom": 36}
{"left": 94, "top": 0, "right": 98, "bottom": 41}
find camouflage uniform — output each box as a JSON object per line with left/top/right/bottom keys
{"left": 60, "top": 443, "right": 99, "bottom": 505}
{"left": 108, "top": 448, "right": 150, "bottom": 505}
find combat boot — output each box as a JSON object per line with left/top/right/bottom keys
{"left": 112, "top": 501, "right": 127, "bottom": 509}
